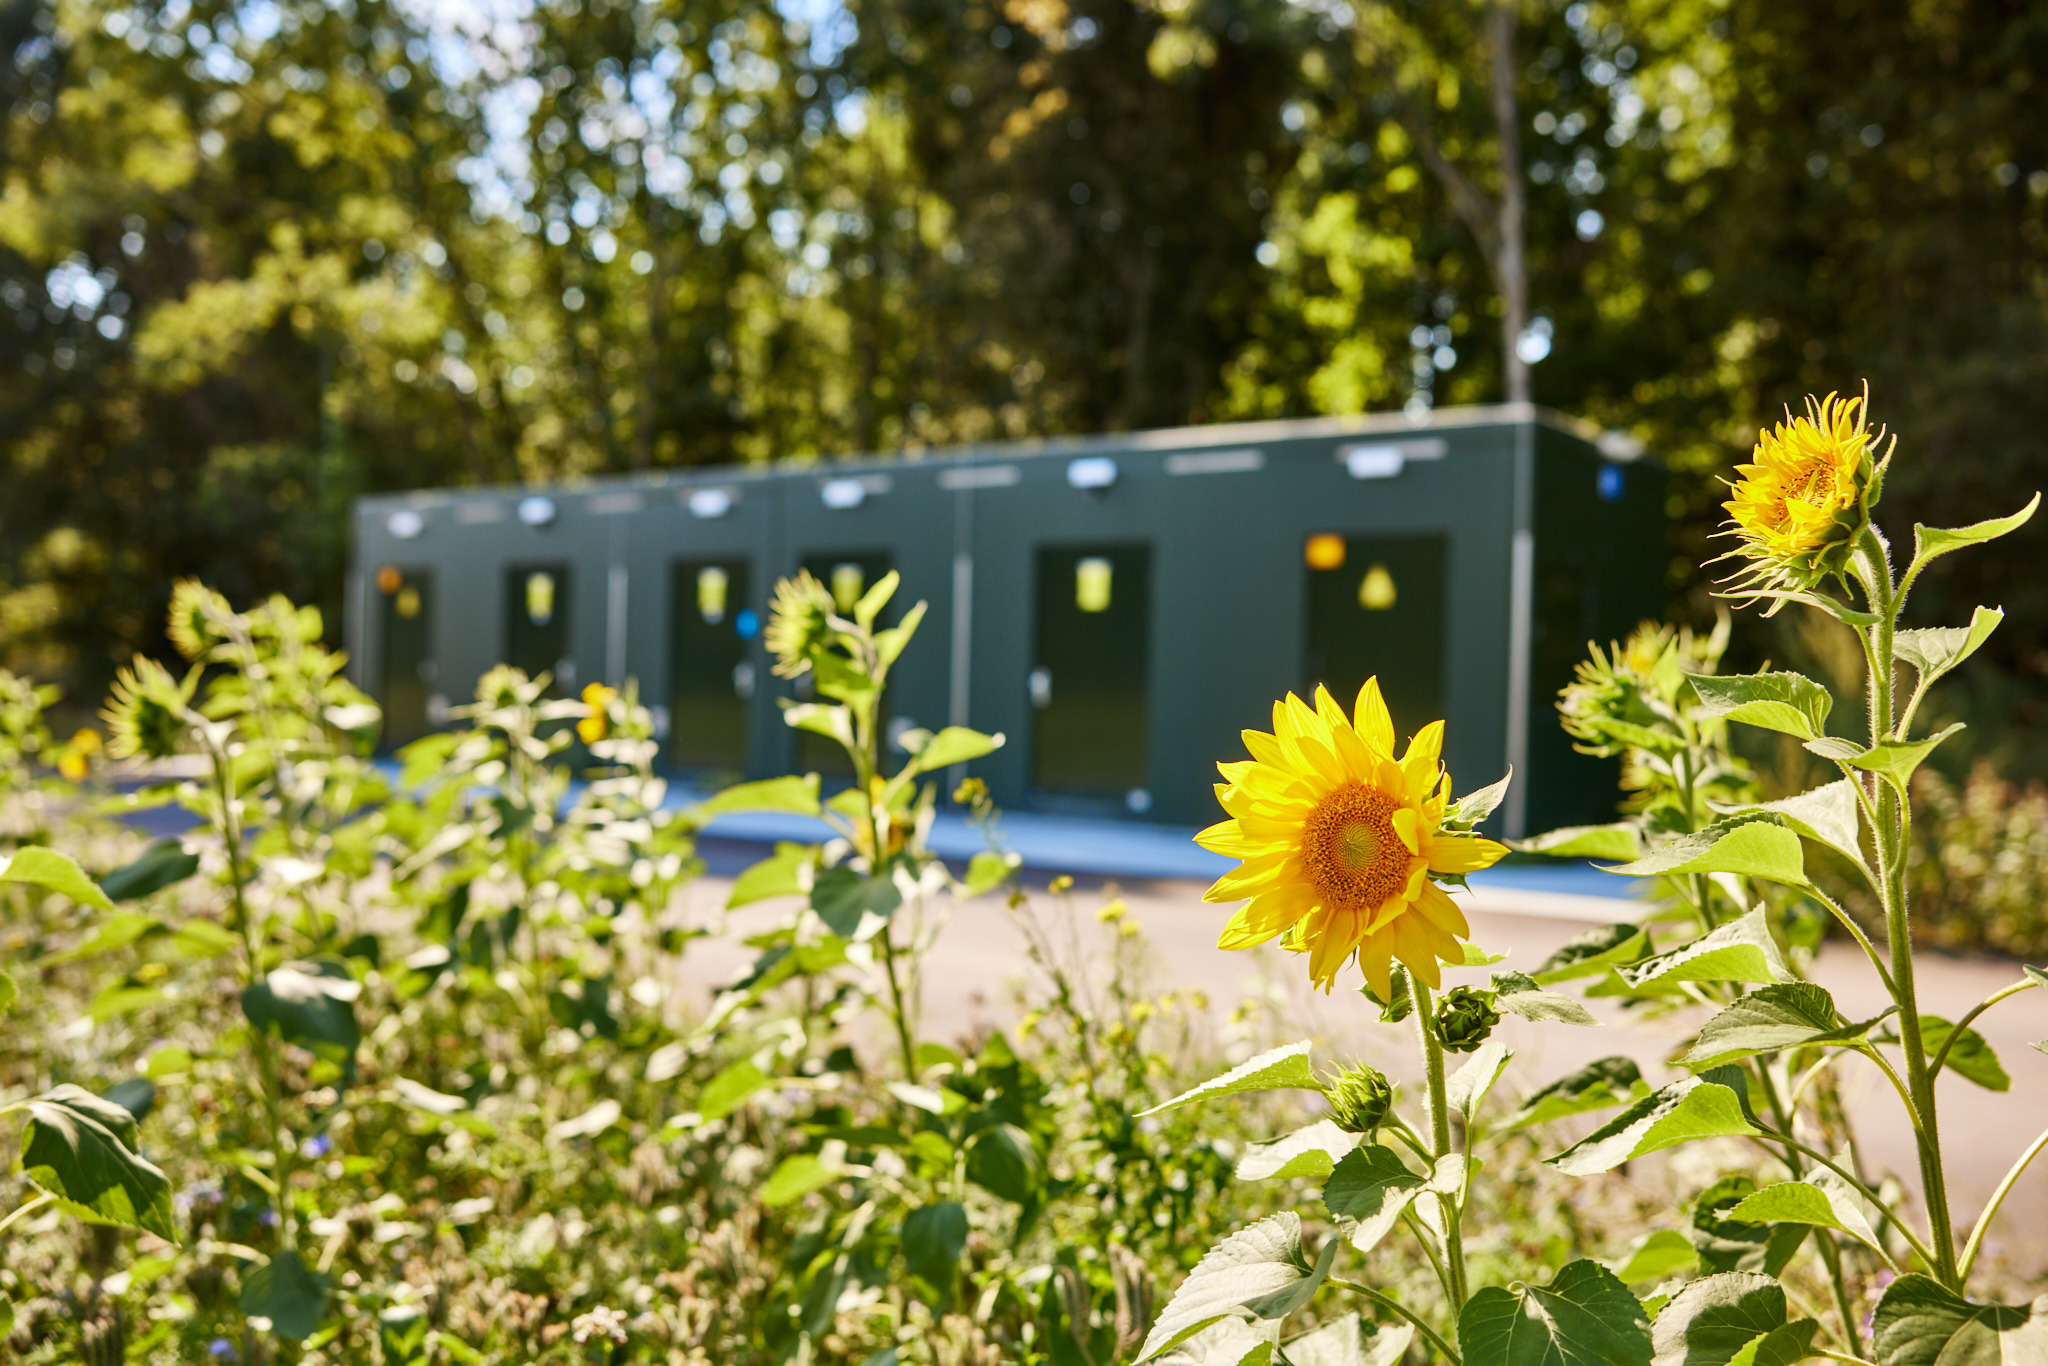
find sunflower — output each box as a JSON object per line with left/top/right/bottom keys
{"left": 1197, "top": 680, "right": 1507, "bottom": 997}
{"left": 1721, "top": 389, "right": 1888, "bottom": 596}
{"left": 102, "top": 657, "right": 195, "bottom": 760}
{"left": 764, "top": 570, "right": 838, "bottom": 679}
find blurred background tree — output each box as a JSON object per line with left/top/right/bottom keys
{"left": 3, "top": 0, "right": 2045, "bottom": 770}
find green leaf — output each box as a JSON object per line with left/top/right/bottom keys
{"left": 728, "top": 843, "right": 811, "bottom": 909}
{"left": 901, "top": 1201, "right": 968, "bottom": 1288}
{"left": 1620, "top": 911, "right": 1796, "bottom": 991}
{"left": 1535, "top": 924, "right": 1652, "bottom": 985}
{"left": 1445, "top": 771, "right": 1513, "bottom": 831}
{"left": 1446, "top": 1041, "right": 1513, "bottom": 1125}
{"left": 905, "top": 726, "right": 1005, "bottom": 774}
{"left": 1509, "top": 1057, "right": 1646, "bottom": 1129}
{"left": 699, "top": 1059, "right": 772, "bottom": 1122}
{"left": 0, "top": 846, "right": 116, "bottom": 911}
{"left": 1840, "top": 725, "right": 1965, "bottom": 796}
{"left": 760, "top": 1153, "right": 837, "bottom": 1207}
{"left": 1607, "top": 820, "right": 1809, "bottom": 889}
{"left": 41, "top": 910, "right": 166, "bottom": 965}
{"left": 1686, "top": 672, "right": 1833, "bottom": 742}
{"left": 239, "top": 1248, "right": 330, "bottom": 1341}
{"left": 1728, "top": 1172, "right": 1884, "bottom": 1256}
{"left": 102, "top": 1078, "right": 155, "bottom": 1123}
{"left": 242, "top": 960, "right": 361, "bottom": 1067}
{"left": 1279, "top": 1315, "right": 1414, "bottom": 1366}
{"left": 1234, "top": 1120, "right": 1361, "bottom": 1182}
{"left": 965, "top": 1123, "right": 1043, "bottom": 1205}
{"left": 1512, "top": 824, "right": 1643, "bottom": 861}
{"left": 1613, "top": 1230, "right": 1699, "bottom": 1285}
{"left": 1909, "top": 493, "right": 2041, "bottom": 576}
{"left": 853, "top": 568, "right": 900, "bottom": 628}
{"left": 1715, "top": 780, "right": 1866, "bottom": 869}
{"left": 169, "top": 918, "right": 240, "bottom": 959}
{"left": 99, "top": 839, "right": 201, "bottom": 902}
{"left": 19, "top": 1083, "right": 177, "bottom": 1240}
{"left": 1895, "top": 606, "right": 2004, "bottom": 690}
{"left": 693, "top": 774, "right": 822, "bottom": 820}
{"left": 1725, "top": 1321, "right": 1817, "bottom": 1366}
{"left": 1649, "top": 1272, "right": 1791, "bottom": 1366}
{"left": 1548, "top": 1069, "right": 1758, "bottom": 1176}
{"left": 1456, "top": 1259, "right": 1652, "bottom": 1366}
{"left": 1681, "top": 983, "right": 1892, "bottom": 1068}
{"left": 1138, "top": 1041, "right": 1321, "bottom": 1117}
{"left": 1871, "top": 1272, "right": 2048, "bottom": 1366}
{"left": 810, "top": 865, "right": 903, "bottom": 938}
{"left": 379, "top": 1304, "right": 430, "bottom": 1366}
{"left": 962, "top": 849, "right": 1019, "bottom": 897}
{"left": 873, "top": 600, "right": 929, "bottom": 672}
{"left": 1921, "top": 1015, "right": 2009, "bottom": 1091}
{"left": 1139, "top": 1213, "right": 1325, "bottom": 1361}
{"left": 1321, "top": 1145, "right": 1432, "bottom": 1253}
{"left": 1494, "top": 971, "right": 1601, "bottom": 1027}
{"left": 0, "top": 970, "right": 13, "bottom": 1013}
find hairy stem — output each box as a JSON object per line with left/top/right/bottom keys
{"left": 1411, "top": 980, "right": 1468, "bottom": 1314}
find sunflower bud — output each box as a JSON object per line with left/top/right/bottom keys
{"left": 1720, "top": 388, "right": 1889, "bottom": 600}
{"left": 1324, "top": 1063, "right": 1393, "bottom": 1134}
{"left": 1434, "top": 986, "right": 1501, "bottom": 1054}
{"left": 764, "top": 570, "right": 839, "bottom": 679}
{"left": 101, "top": 658, "right": 194, "bottom": 760}
{"left": 1361, "top": 966, "right": 1413, "bottom": 1024}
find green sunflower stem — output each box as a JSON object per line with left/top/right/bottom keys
{"left": 1856, "top": 531, "right": 1960, "bottom": 1289}
{"left": 1411, "top": 979, "right": 1469, "bottom": 1315}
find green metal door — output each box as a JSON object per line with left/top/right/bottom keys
{"left": 1303, "top": 534, "right": 1447, "bottom": 747}
{"left": 669, "top": 559, "right": 755, "bottom": 778}
{"left": 1030, "top": 544, "right": 1151, "bottom": 812}
{"left": 505, "top": 563, "right": 574, "bottom": 692}
{"left": 796, "top": 551, "right": 894, "bottom": 777}
{"left": 378, "top": 566, "right": 433, "bottom": 748}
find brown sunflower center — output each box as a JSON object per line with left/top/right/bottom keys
{"left": 1301, "top": 782, "right": 1409, "bottom": 913}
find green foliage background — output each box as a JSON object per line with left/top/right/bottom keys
{"left": 3, "top": 0, "right": 2046, "bottom": 742}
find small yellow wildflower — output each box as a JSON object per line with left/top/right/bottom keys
{"left": 577, "top": 682, "right": 617, "bottom": 744}
{"left": 1197, "top": 679, "right": 1507, "bottom": 997}
{"left": 57, "top": 728, "right": 100, "bottom": 782}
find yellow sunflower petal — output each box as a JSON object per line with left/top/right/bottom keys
{"left": 1391, "top": 808, "right": 1422, "bottom": 856}
{"left": 1218, "top": 887, "right": 1315, "bottom": 950}
{"left": 1412, "top": 882, "right": 1471, "bottom": 941}
{"left": 1353, "top": 677, "right": 1395, "bottom": 753}
{"left": 1429, "top": 833, "right": 1508, "bottom": 876}
{"left": 1401, "top": 720, "right": 1445, "bottom": 790}
{"left": 1358, "top": 932, "right": 1397, "bottom": 1000}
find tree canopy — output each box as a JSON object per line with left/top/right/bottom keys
{"left": 3, "top": 0, "right": 2045, "bottom": 754}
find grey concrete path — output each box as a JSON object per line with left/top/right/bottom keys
{"left": 664, "top": 871, "right": 2048, "bottom": 1286}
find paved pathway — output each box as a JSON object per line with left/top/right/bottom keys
{"left": 665, "top": 861, "right": 2048, "bottom": 1286}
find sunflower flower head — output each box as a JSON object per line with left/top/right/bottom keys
{"left": 1197, "top": 679, "right": 1508, "bottom": 997}
{"left": 1720, "top": 388, "right": 1890, "bottom": 600}
{"left": 103, "top": 657, "right": 196, "bottom": 760}
{"left": 577, "top": 682, "right": 618, "bottom": 745}
{"left": 764, "top": 570, "right": 839, "bottom": 679}
{"left": 166, "top": 580, "right": 237, "bottom": 662}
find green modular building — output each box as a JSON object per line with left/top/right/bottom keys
{"left": 347, "top": 404, "right": 1665, "bottom": 837}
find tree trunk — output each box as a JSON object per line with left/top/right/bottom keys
{"left": 1487, "top": 0, "right": 1530, "bottom": 404}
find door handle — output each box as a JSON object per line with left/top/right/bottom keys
{"left": 1028, "top": 667, "right": 1052, "bottom": 710}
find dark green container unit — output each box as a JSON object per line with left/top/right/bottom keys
{"left": 348, "top": 407, "right": 1663, "bottom": 837}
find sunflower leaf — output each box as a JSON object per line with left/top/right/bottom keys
{"left": 1547, "top": 1068, "right": 1758, "bottom": 1176}
{"left": 1728, "top": 1171, "right": 1885, "bottom": 1256}
{"left": 1457, "top": 1260, "right": 1651, "bottom": 1366}
{"left": 1684, "top": 671, "right": 1833, "bottom": 742}
{"left": 19, "top": 1085, "right": 177, "bottom": 1240}
{"left": 1511, "top": 823, "right": 1642, "bottom": 862}
{"left": 1837, "top": 725, "right": 1965, "bottom": 798}
{"left": 1894, "top": 606, "right": 2004, "bottom": 691}
{"left": 1920, "top": 1015, "right": 2009, "bottom": 1091}
{"left": 1605, "top": 819, "right": 1809, "bottom": 889}
{"left": 1871, "top": 1273, "right": 2048, "bottom": 1366}
{"left": 1680, "top": 982, "right": 1892, "bottom": 1068}
{"left": 1322, "top": 1146, "right": 1451, "bottom": 1254}
{"left": 1234, "top": 1120, "right": 1361, "bottom": 1182}
{"left": 1612, "top": 1229, "right": 1699, "bottom": 1285}
{"left": 0, "top": 846, "right": 116, "bottom": 912}
{"left": 1493, "top": 971, "right": 1600, "bottom": 1027}
{"left": 1620, "top": 910, "right": 1796, "bottom": 990}
{"left": 1533, "top": 923, "right": 1652, "bottom": 985}
{"left": 1138, "top": 1213, "right": 1322, "bottom": 1361}
{"left": 1278, "top": 1315, "right": 1413, "bottom": 1366}
{"left": 1909, "top": 492, "right": 2040, "bottom": 577}
{"left": 1137, "top": 1041, "right": 1321, "bottom": 1118}
{"left": 1445, "top": 770, "right": 1512, "bottom": 831}
{"left": 1445, "top": 1042, "right": 1513, "bottom": 1125}
{"left": 1710, "top": 780, "right": 1865, "bottom": 870}
{"left": 1649, "top": 1272, "right": 1796, "bottom": 1366}
{"left": 1508, "top": 1056, "right": 1646, "bottom": 1129}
